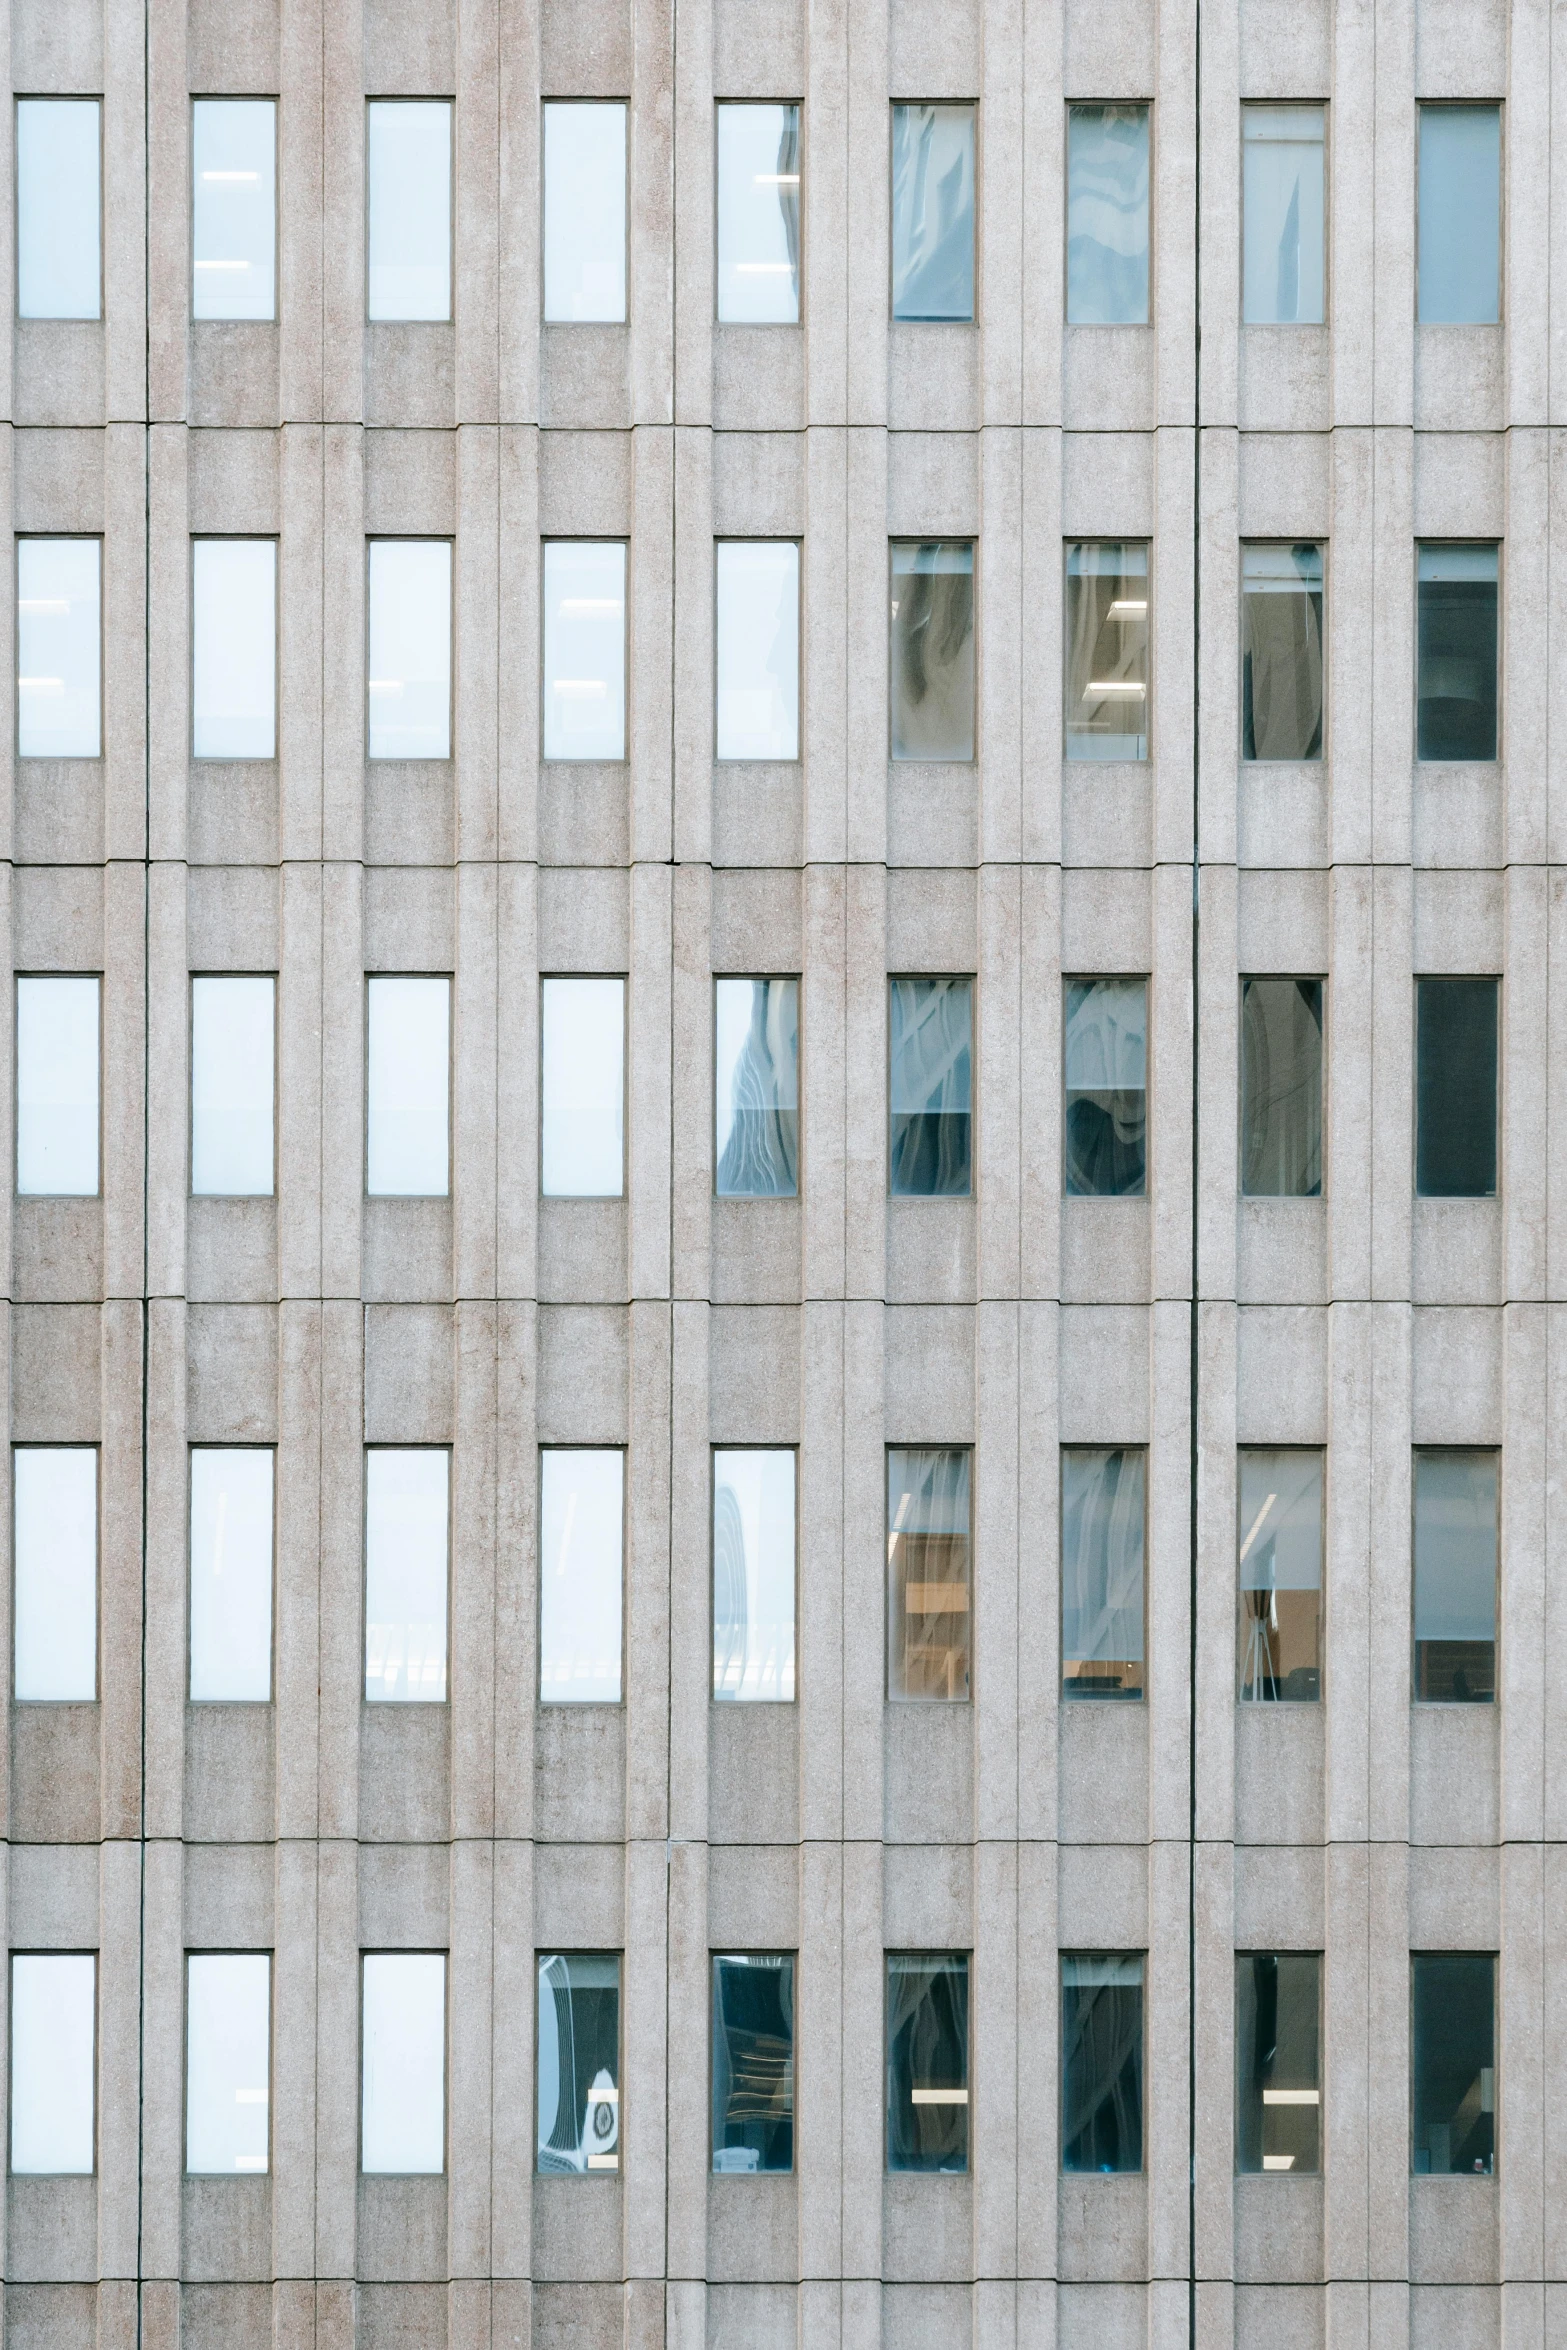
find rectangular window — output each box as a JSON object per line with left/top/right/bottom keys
{"left": 192, "top": 539, "right": 276, "bottom": 759}
{"left": 887, "top": 1447, "right": 970, "bottom": 1702}
{"left": 1412, "top": 1952, "right": 1494, "bottom": 2174}
{"left": 889, "top": 976, "right": 972, "bottom": 1197}
{"left": 186, "top": 1953, "right": 270, "bottom": 2174}
{"left": 18, "top": 537, "right": 101, "bottom": 758}
{"left": 890, "top": 104, "right": 975, "bottom": 321}
{"left": 10, "top": 1954, "right": 95, "bottom": 2175}
{"left": 1065, "top": 541, "right": 1148, "bottom": 760}
{"left": 886, "top": 1952, "right": 968, "bottom": 2172}
{"left": 540, "top": 1450, "right": 623, "bottom": 1704}
{"left": 715, "top": 977, "right": 799, "bottom": 1198}
{"left": 1240, "top": 978, "right": 1323, "bottom": 1197}
{"left": 17, "top": 975, "right": 99, "bottom": 1197}
{"left": 191, "top": 975, "right": 275, "bottom": 1197}
{"left": 192, "top": 99, "right": 276, "bottom": 321}
{"left": 1237, "top": 1450, "right": 1322, "bottom": 1702}
{"left": 1415, "top": 976, "right": 1498, "bottom": 1198}
{"left": 1067, "top": 105, "right": 1150, "bottom": 324}
{"left": 1061, "top": 1448, "right": 1145, "bottom": 1700}
{"left": 713, "top": 1449, "right": 796, "bottom": 1702}
{"left": 1418, "top": 105, "right": 1501, "bottom": 324}
{"left": 1416, "top": 544, "right": 1498, "bottom": 762}
{"left": 367, "top": 100, "right": 452, "bottom": 321}
{"left": 17, "top": 98, "right": 101, "bottom": 319}
{"left": 366, "top": 975, "right": 450, "bottom": 1197}
{"left": 1414, "top": 1449, "right": 1497, "bottom": 1705}
{"left": 1241, "top": 544, "right": 1323, "bottom": 760}
{"left": 1065, "top": 977, "right": 1147, "bottom": 1197}
{"left": 542, "top": 541, "right": 627, "bottom": 760}
{"left": 717, "top": 103, "right": 801, "bottom": 322}
{"left": 1236, "top": 1952, "right": 1320, "bottom": 2173}
{"left": 542, "top": 102, "right": 627, "bottom": 323}
{"left": 541, "top": 976, "right": 624, "bottom": 1197}
{"left": 715, "top": 541, "right": 799, "bottom": 759}
{"left": 361, "top": 1952, "right": 445, "bottom": 2174}
{"left": 1241, "top": 106, "right": 1325, "bottom": 325}
{"left": 1062, "top": 1953, "right": 1143, "bottom": 2172}
{"left": 368, "top": 540, "right": 452, "bottom": 760}
{"left": 189, "top": 1449, "right": 274, "bottom": 1703}
{"left": 365, "top": 1449, "right": 449, "bottom": 1703}
{"left": 537, "top": 1952, "right": 620, "bottom": 2172}
{"left": 889, "top": 541, "right": 975, "bottom": 761}
{"left": 15, "top": 1447, "right": 96, "bottom": 1701}
{"left": 712, "top": 1954, "right": 794, "bottom": 2172}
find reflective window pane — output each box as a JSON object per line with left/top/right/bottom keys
{"left": 1415, "top": 976, "right": 1497, "bottom": 1198}
{"left": 1241, "top": 106, "right": 1325, "bottom": 325}
{"left": 11, "top": 1954, "right": 95, "bottom": 2174}
{"left": 189, "top": 1449, "right": 274, "bottom": 1702}
{"left": 713, "top": 1449, "right": 796, "bottom": 1702}
{"left": 192, "top": 100, "right": 276, "bottom": 321}
{"left": 889, "top": 976, "right": 972, "bottom": 1197}
{"left": 1067, "top": 105, "right": 1150, "bottom": 324}
{"left": 717, "top": 104, "right": 800, "bottom": 322}
{"left": 17, "top": 975, "right": 99, "bottom": 1196}
{"left": 1418, "top": 105, "right": 1500, "bottom": 324}
{"left": 192, "top": 540, "right": 276, "bottom": 760}
{"left": 543, "top": 102, "right": 627, "bottom": 323}
{"left": 715, "top": 976, "right": 798, "bottom": 1198}
{"left": 1065, "top": 977, "right": 1147, "bottom": 1197}
{"left": 1061, "top": 1448, "right": 1145, "bottom": 1700}
{"left": 186, "top": 1953, "right": 270, "bottom": 2174}
{"left": 368, "top": 540, "right": 452, "bottom": 759}
{"left": 1236, "top": 1953, "right": 1320, "bottom": 2173}
{"left": 18, "top": 537, "right": 101, "bottom": 758}
{"left": 1236, "top": 1449, "right": 1322, "bottom": 1702}
{"left": 1240, "top": 977, "right": 1322, "bottom": 1197}
{"left": 715, "top": 541, "right": 799, "bottom": 758}
{"left": 1065, "top": 541, "right": 1148, "bottom": 761}
{"left": 1417, "top": 543, "right": 1498, "bottom": 761}
{"left": 543, "top": 542, "right": 627, "bottom": 760}
{"left": 192, "top": 975, "right": 275, "bottom": 1196}
{"left": 368, "top": 101, "right": 451, "bottom": 320}
{"left": 890, "top": 104, "right": 975, "bottom": 321}
{"left": 712, "top": 1954, "right": 794, "bottom": 2171}
{"left": 541, "top": 976, "right": 624, "bottom": 1197}
{"left": 366, "top": 976, "right": 450, "bottom": 1197}
{"left": 365, "top": 1450, "right": 448, "bottom": 1703}
{"left": 1414, "top": 1450, "right": 1497, "bottom": 1704}
{"left": 1412, "top": 1952, "right": 1494, "bottom": 2174}
{"left": 17, "top": 100, "right": 101, "bottom": 320}
{"left": 540, "top": 1450, "right": 623, "bottom": 1703}
{"left": 887, "top": 1448, "right": 970, "bottom": 1702}
{"left": 1062, "top": 1953, "right": 1143, "bottom": 2173}
{"left": 1241, "top": 543, "right": 1322, "bottom": 760}
{"left": 14, "top": 1447, "right": 97, "bottom": 1701}
{"left": 886, "top": 1953, "right": 968, "bottom": 2172}
{"left": 537, "top": 1953, "right": 620, "bottom": 2172}
{"left": 890, "top": 540, "right": 974, "bottom": 761}
{"left": 361, "top": 1952, "right": 445, "bottom": 2174}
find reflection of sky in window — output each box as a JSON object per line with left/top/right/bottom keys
{"left": 540, "top": 1451, "right": 624, "bottom": 1702}
{"left": 713, "top": 1450, "right": 795, "bottom": 1701}
{"left": 365, "top": 1450, "right": 448, "bottom": 1701}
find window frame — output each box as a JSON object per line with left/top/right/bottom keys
{"left": 364, "top": 535, "right": 455, "bottom": 764}
{"left": 9, "top": 1949, "right": 98, "bottom": 2177}
{"left": 183, "top": 1947, "right": 273, "bottom": 2177}
{"left": 1237, "top": 539, "right": 1327, "bottom": 763}
{"left": 15, "top": 95, "right": 105, "bottom": 324}
{"left": 358, "top": 1947, "right": 449, "bottom": 2176}
{"left": 1410, "top": 1444, "right": 1499, "bottom": 1708}
{"left": 540, "top": 97, "right": 630, "bottom": 327}
{"left": 188, "top": 1441, "right": 277, "bottom": 1705}
{"left": 1059, "top": 1443, "right": 1148, "bottom": 1702}
{"left": 885, "top": 1441, "right": 974, "bottom": 1704}
{"left": 1413, "top": 539, "right": 1502, "bottom": 766}
{"left": 712, "top": 971, "right": 801, "bottom": 1200}
{"left": 189, "top": 535, "right": 280, "bottom": 763}
{"left": 1412, "top": 971, "right": 1501, "bottom": 1199}
{"left": 1237, "top": 972, "right": 1327, "bottom": 1199}
{"left": 539, "top": 535, "right": 629, "bottom": 764}
{"left": 1062, "top": 537, "right": 1151, "bottom": 762}
{"left": 1064, "top": 100, "right": 1154, "bottom": 328}
{"left": 1062, "top": 972, "right": 1150, "bottom": 1200}
{"left": 1234, "top": 1947, "right": 1323, "bottom": 2175}
{"left": 364, "top": 96, "right": 456, "bottom": 326}
{"left": 534, "top": 1947, "right": 624, "bottom": 2175}
{"left": 189, "top": 94, "right": 279, "bottom": 325}
{"left": 709, "top": 1948, "right": 797, "bottom": 2174}
{"left": 16, "top": 532, "right": 104, "bottom": 763}
{"left": 1409, "top": 1948, "right": 1498, "bottom": 2176}
{"left": 886, "top": 971, "right": 976, "bottom": 1199}
{"left": 537, "top": 1444, "right": 628, "bottom": 1708}
{"left": 539, "top": 971, "right": 628, "bottom": 1200}
{"left": 884, "top": 1947, "right": 972, "bottom": 2173}
{"left": 1234, "top": 1442, "right": 1326, "bottom": 1705}
{"left": 713, "top": 100, "right": 804, "bottom": 328}
{"left": 888, "top": 101, "right": 980, "bottom": 326}
{"left": 189, "top": 970, "right": 278, "bottom": 1199}
{"left": 1059, "top": 1948, "right": 1146, "bottom": 2174}
{"left": 362, "top": 1443, "right": 453, "bottom": 1707}
{"left": 15, "top": 968, "right": 103, "bottom": 1200}
{"left": 1238, "top": 101, "right": 1329, "bottom": 329}
{"left": 1415, "top": 100, "right": 1504, "bottom": 328}
{"left": 363, "top": 970, "right": 453, "bottom": 1200}
{"left": 710, "top": 1442, "right": 799, "bottom": 1704}
{"left": 712, "top": 540, "right": 803, "bottom": 763}
{"left": 888, "top": 538, "right": 979, "bottom": 764}
{"left": 12, "top": 1440, "right": 100, "bottom": 1705}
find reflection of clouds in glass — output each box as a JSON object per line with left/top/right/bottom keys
{"left": 889, "top": 977, "right": 972, "bottom": 1197}
{"left": 715, "top": 978, "right": 798, "bottom": 1196}
{"left": 891, "top": 106, "right": 975, "bottom": 321}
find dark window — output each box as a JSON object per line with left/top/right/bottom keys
{"left": 1236, "top": 1952, "right": 1321, "bottom": 2173}
{"left": 1065, "top": 978, "right": 1147, "bottom": 1196}
{"left": 889, "top": 977, "right": 972, "bottom": 1196}
{"left": 1412, "top": 1953, "right": 1494, "bottom": 2174}
{"left": 1413, "top": 1450, "right": 1496, "bottom": 1704}
{"left": 711, "top": 1954, "right": 794, "bottom": 2173}
{"left": 886, "top": 1953, "right": 968, "bottom": 2172}
{"left": 1240, "top": 978, "right": 1323, "bottom": 1196}
{"left": 1062, "top": 1954, "right": 1143, "bottom": 2173}
{"left": 1416, "top": 544, "right": 1498, "bottom": 761}
{"left": 1415, "top": 977, "right": 1497, "bottom": 1197}
{"left": 1061, "top": 1448, "right": 1145, "bottom": 1700}
{"left": 1236, "top": 1449, "right": 1323, "bottom": 1702}
{"left": 1241, "top": 545, "right": 1323, "bottom": 760}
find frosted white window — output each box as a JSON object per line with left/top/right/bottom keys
{"left": 365, "top": 1450, "right": 449, "bottom": 1703}
{"left": 18, "top": 538, "right": 101, "bottom": 758}
{"left": 540, "top": 1450, "right": 623, "bottom": 1704}
{"left": 543, "top": 102, "right": 627, "bottom": 322}
{"left": 713, "top": 1450, "right": 796, "bottom": 1702}
{"left": 366, "top": 976, "right": 450, "bottom": 1197}
{"left": 368, "top": 541, "right": 452, "bottom": 760}
{"left": 191, "top": 976, "right": 275, "bottom": 1196}
{"left": 716, "top": 542, "right": 799, "bottom": 759}
{"left": 361, "top": 1952, "right": 445, "bottom": 2174}
{"left": 192, "top": 540, "right": 276, "bottom": 759}
{"left": 1418, "top": 105, "right": 1501, "bottom": 325}
{"left": 368, "top": 101, "right": 452, "bottom": 321}
{"left": 541, "top": 977, "right": 624, "bottom": 1197}
{"left": 17, "top": 975, "right": 99, "bottom": 1197}
{"left": 890, "top": 104, "right": 975, "bottom": 321}
{"left": 17, "top": 100, "right": 101, "bottom": 320}
{"left": 192, "top": 100, "right": 276, "bottom": 321}
{"left": 186, "top": 1953, "right": 270, "bottom": 2174}
{"left": 189, "top": 1450, "right": 274, "bottom": 1703}
{"left": 14, "top": 1447, "right": 97, "bottom": 1702}
{"left": 11, "top": 1954, "right": 95, "bottom": 2174}
{"left": 543, "top": 542, "right": 626, "bottom": 760}
{"left": 717, "top": 103, "right": 801, "bottom": 322}
{"left": 1242, "top": 106, "right": 1325, "bottom": 325}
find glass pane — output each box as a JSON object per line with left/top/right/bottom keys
{"left": 17, "top": 975, "right": 99, "bottom": 1196}
{"left": 1061, "top": 1449, "right": 1145, "bottom": 1698}
{"left": 1067, "top": 106, "right": 1150, "bottom": 325}
{"left": 712, "top": 1955, "right": 794, "bottom": 2171}
{"left": 1241, "top": 107, "right": 1325, "bottom": 325}
{"left": 368, "top": 541, "right": 452, "bottom": 759}
{"left": 1414, "top": 1451, "right": 1497, "bottom": 1704}
{"left": 1065, "top": 541, "right": 1148, "bottom": 761}
{"left": 368, "top": 102, "right": 451, "bottom": 320}
{"left": 192, "top": 540, "right": 276, "bottom": 759}
{"left": 1061, "top": 1954, "right": 1143, "bottom": 2172}
{"left": 189, "top": 1449, "right": 274, "bottom": 1702}
{"left": 1412, "top": 1953, "right": 1494, "bottom": 2173}
{"left": 191, "top": 976, "right": 275, "bottom": 1196}
{"left": 192, "top": 99, "right": 276, "bottom": 320}
{"left": 14, "top": 1447, "right": 97, "bottom": 1701}
{"left": 366, "top": 976, "right": 450, "bottom": 1197}
{"left": 713, "top": 1449, "right": 796, "bottom": 1702}
{"left": 890, "top": 541, "right": 974, "bottom": 761}
{"left": 11, "top": 1954, "right": 95, "bottom": 2174}
{"left": 17, "top": 100, "right": 101, "bottom": 319}
{"left": 18, "top": 538, "right": 101, "bottom": 758}
{"left": 541, "top": 977, "right": 624, "bottom": 1197}
{"left": 543, "top": 103, "right": 627, "bottom": 323}
{"left": 887, "top": 1448, "right": 970, "bottom": 1701}
{"left": 890, "top": 104, "right": 975, "bottom": 321}
{"left": 717, "top": 104, "right": 800, "bottom": 322}
{"left": 543, "top": 542, "right": 627, "bottom": 759}
{"left": 1415, "top": 976, "right": 1497, "bottom": 1197}
{"left": 1418, "top": 106, "right": 1500, "bottom": 324}
{"left": 1240, "top": 977, "right": 1322, "bottom": 1196}
{"left": 889, "top": 976, "right": 972, "bottom": 1197}
{"left": 715, "top": 542, "right": 799, "bottom": 758}
{"left": 540, "top": 1450, "right": 623, "bottom": 1703}
{"left": 186, "top": 1953, "right": 270, "bottom": 2174}
{"left": 364, "top": 1450, "right": 449, "bottom": 1703}
{"left": 1236, "top": 1450, "right": 1322, "bottom": 1702}
{"left": 1417, "top": 544, "right": 1498, "bottom": 761}
{"left": 1064, "top": 977, "right": 1147, "bottom": 1197}
{"left": 361, "top": 1952, "right": 445, "bottom": 2174}
{"left": 537, "top": 1953, "right": 620, "bottom": 2172}
{"left": 1236, "top": 1953, "right": 1320, "bottom": 2172}
{"left": 1241, "top": 544, "right": 1323, "bottom": 759}
{"left": 886, "top": 1953, "right": 968, "bottom": 2171}
{"left": 715, "top": 977, "right": 798, "bottom": 1198}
